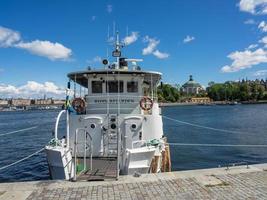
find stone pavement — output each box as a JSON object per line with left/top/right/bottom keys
{"left": 1, "top": 163, "right": 267, "bottom": 200}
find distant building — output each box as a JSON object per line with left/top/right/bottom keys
{"left": 10, "top": 99, "right": 31, "bottom": 106}
{"left": 181, "top": 75, "right": 203, "bottom": 95}
{"left": 0, "top": 100, "right": 8, "bottom": 106}
{"left": 190, "top": 97, "right": 211, "bottom": 104}
{"left": 32, "top": 98, "right": 53, "bottom": 105}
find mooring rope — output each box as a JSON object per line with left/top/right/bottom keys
{"left": 0, "top": 147, "right": 45, "bottom": 171}
{"left": 0, "top": 126, "right": 38, "bottom": 137}
{"left": 162, "top": 115, "right": 246, "bottom": 134}
{"left": 168, "top": 143, "right": 267, "bottom": 148}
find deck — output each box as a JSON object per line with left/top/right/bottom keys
{"left": 76, "top": 157, "right": 117, "bottom": 181}
{"left": 1, "top": 163, "right": 267, "bottom": 200}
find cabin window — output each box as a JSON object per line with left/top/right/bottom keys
{"left": 106, "top": 81, "right": 123, "bottom": 93}
{"left": 127, "top": 81, "right": 138, "bottom": 93}
{"left": 92, "top": 81, "right": 103, "bottom": 93}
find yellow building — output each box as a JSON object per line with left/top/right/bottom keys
{"left": 190, "top": 97, "right": 211, "bottom": 103}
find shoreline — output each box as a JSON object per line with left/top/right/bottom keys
{"left": 159, "top": 100, "right": 267, "bottom": 107}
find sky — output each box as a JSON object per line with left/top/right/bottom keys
{"left": 1, "top": 0, "right": 267, "bottom": 98}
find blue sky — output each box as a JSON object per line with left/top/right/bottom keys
{"left": 0, "top": 0, "right": 267, "bottom": 98}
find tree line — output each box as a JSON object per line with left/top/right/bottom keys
{"left": 157, "top": 80, "right": 267, "bottom": 102}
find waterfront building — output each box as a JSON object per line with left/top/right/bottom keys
{"left": 32, "top": 98, "right": 53, "bottom": 105}
{"left": 190, "top": 97, "right": 211, "bottom": 104}
{"left": 0, "top": 100, "right": 8, "bottom": 106}
{"left": 10, "top": 99, "right": 31, "bottom": 106}
{"left": 181, "top": 75, "right": 203, "bottom": 95}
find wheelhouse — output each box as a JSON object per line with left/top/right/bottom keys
{"left": 68, "top": 70, "right": 162, "bottom": 114}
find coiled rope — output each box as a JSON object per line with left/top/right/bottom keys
{"left": 0, "top": 147, "right": 45, "bottom": 171}
{"left": 162, "top": 115, "right": 246, "bottom": 134}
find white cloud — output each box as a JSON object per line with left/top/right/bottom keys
{"left": 142, "top": 36, "right": 160, "bottom": 55}
{"left": 0, "top": 26, "right": 72, "bottom": 61}
{"left": 123, "top": 32, "right": 139, "bottom": 45}
{"left": 107, "top": 5, "right": 113, "bottom": 13}
{"left": 258, "top": 21, "right": 267, "bottom": 32}
{"left": 142, "top": 36, "right": 169, "bottom": 59}
{"left": 86, "top": 56, "right": 102, "bottom": 64}
{"left": 0, "top": 26, "right": 20, "bottom": 47}
{"left": 253, "top": 69, "right": 267, "bottom": 76}
{"left": 221, "top": 48, "right": 267, "bottom": 72}
{"left": 247, "top": 44, "right": 258, "bottom": 50}
{"left": 244, "top": 19, "right": 256, "bottom": 24}
{"left": 259, "top": 36, "right": 267, "bottom": 47}
{"left": 15, "top": 40, "right": 72, "bottom": 61}
{"left": 153, "top": 50, "right": 169, "bottom": 59}
{"left": 239, "top": 0, "right": 267, "bottom": 14}
{"left": 183, "top": 35, "right": 195, "bottom": 43}
{"left": 0, "top": 81, "right": 65, "bottom": 98}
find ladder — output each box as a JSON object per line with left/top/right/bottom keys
{"left": 103, "top": 114, "right": 119, "bottom": 157}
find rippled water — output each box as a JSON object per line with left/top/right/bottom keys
{"left": 0, "top": 104, "right": 267, "bottom": 182}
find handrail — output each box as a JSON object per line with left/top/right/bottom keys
{"left": 54, "top": 110, "right": 66, "bottom": 142}
{"left": 73, "top": 128, "right": 93, "bottom": 181}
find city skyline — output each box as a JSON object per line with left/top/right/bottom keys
{"left": 1, "top": 0, "right": 267, "bottom": 98}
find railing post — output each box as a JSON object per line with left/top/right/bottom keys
{"left": 54, "top": 110, "right": 66, "bottom": 145}
{"left": 116, "top": 120, "right": 120, "bottom": 180}
{"left": 66, "top": 110, "right": 70, "bottom": 148}
{"left": 73, "top": 129, "right": 78, "bottom": 181}
{"left": 84, "top": 130, "right": 86, "bottom": 171}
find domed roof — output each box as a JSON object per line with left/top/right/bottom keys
{"left": 182, "top": 75, "right": 201, "bottom": 88}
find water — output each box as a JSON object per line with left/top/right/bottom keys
{"left": 0, "top": 104, "right": 267, "bottom": 182}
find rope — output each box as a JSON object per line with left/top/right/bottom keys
{"left": 0, "top": 126, "right": 38, "bottom": 137}
{"left": 162, "top": 115, "right": 246, "bottom": 134}
{"left": 0, "top": 147, "right": 45, "bottom": 171}
{"left": 168, "top": 143, "right": 267, "bottom": 148}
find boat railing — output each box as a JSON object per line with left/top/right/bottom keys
{"left": 73, "top": 128, "right": 93, "bottom": 181}
{"left": 54, "top": 110, "right": 66, "bottom": 145}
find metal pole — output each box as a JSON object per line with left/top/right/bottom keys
{"left": 73, "top": 130, "right": 77, "bottom": 181}
{"left": 116, "top": 124, "right": 120, "bottom": 180}
{"left": 66, "top": 110, "right": 70, "bottom": 148}
{"left": 84, "top": 130, "right": 86, "bottom": 171}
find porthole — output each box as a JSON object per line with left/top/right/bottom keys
{"left": 90, "top": 123, "right": 96, "bottom": 129}
{"left": 111, "top": 123, "right": 116, "bottom": 129}
{"left": 131, "top": 124, "right": 137, "bottom": 130}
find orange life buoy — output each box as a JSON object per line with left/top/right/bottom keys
{"left": 72, "top": 98, "right": 86, "bottom": 114}
{"left": 139, "top": 96, "right": 153, "bottom": 111}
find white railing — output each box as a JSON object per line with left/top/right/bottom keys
{"left": 73, "top": 128, "right": 93, "bottom": 181}
{"left": 54, "top": 110, "right": 66, "bottom": 144}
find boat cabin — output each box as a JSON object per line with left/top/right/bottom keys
{"left": 68, "top": 69, "right": 162, "bottom": 115}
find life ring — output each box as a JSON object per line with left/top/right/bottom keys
{"left": 140, "top": 96, "right": 153, "bottom": 111}
{"left": 72, "top": 98, "right": 86, "bottom": 114}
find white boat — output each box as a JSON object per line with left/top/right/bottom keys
{"left": 45, "top": 32, "right": 171, "bottom": 181}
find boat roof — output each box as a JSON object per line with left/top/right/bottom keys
{"left": 68, "top": 69, "right": 162, "bottom": 88}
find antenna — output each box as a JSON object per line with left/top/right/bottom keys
{"left": 107, "top": 25, "right": 110, "bottom": 41}
{"left": 113, "top": 21, "right": 116, "bottom": 38}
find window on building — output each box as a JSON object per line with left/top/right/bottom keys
{"left": 92, "top": 81, "right": 103, "bottom": 93}
{"left": 106, "top": 81, "right": 123, "bottom": 93}
{"left": 127, "top": 81, "right": 138, "bottom": 93}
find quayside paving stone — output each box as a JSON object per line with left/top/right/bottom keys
{"left": 26, "top": 171, "right": 267, "bottom": 200}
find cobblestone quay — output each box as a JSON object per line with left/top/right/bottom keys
{"left": 1, "top": 164, "right": 267, "bottom": 200}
